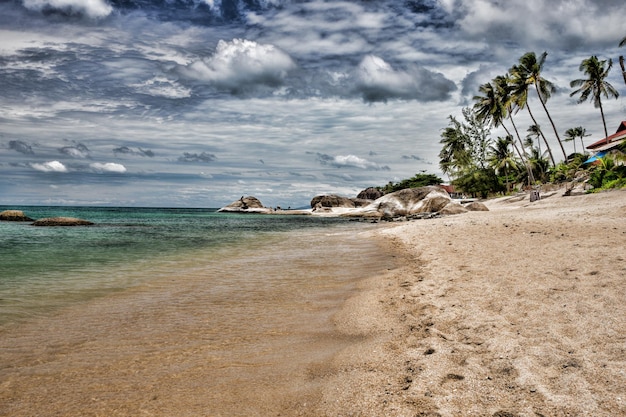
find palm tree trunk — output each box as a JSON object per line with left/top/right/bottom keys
{"left": 526, "top": 105, "right": 556, "bottom": 166}
{"left": 599, "top": 99, "right": 609, "bottom": 140}
{"left": 534, "top": 82, "right": 567, "bottom": 161}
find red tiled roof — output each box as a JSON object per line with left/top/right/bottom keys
{"left": 587, "top": 121, "right": 626, "bottom": 149}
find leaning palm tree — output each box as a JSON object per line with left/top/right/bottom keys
{"left": 509, "top": 63, "right": 557, "bottom": 166}
{"left": 511, "top": 52, "right": 567, "bottom": 161}
{"left": 570, "top": 56, "right": 619, "bottom": 138}
{"left": 564, "top": 126, "right": 590, "bottom": 155}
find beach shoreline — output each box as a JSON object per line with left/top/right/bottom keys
{"left": 1, "top": 190, "right": 624, "bottom": 416}
{"left": 295, "top": 189, "right": 626, "bottom": 416}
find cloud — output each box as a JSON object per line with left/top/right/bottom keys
{"left": 316, "top": 153, "right": 390, "bottom": 171}
{"left": 180, "top": 39, "right": 297, "bottom": 93}
{"left": 90, "top": 162, "right": 127, "bottom": 173}
{"left": 113, "top": 146, "right": 155, "bottom": 157}
{"left": 22, "top": 0, "right": 113, "bottom": 18}
{"left": 452, "top": 0, "right": 625, "bottom": 49}
{"left": 31, "top": 160, "right": 68, "bottom": 172}
{"left": 178, "top": 152, "right": 217, "bottom": 163}
{"left": 59, "top": 142, "right": 90, "bottom": 158}
{"left": 355, "top": 55, "right": 456, "bottom": 103}
{"left": 9, "top": 140, "right": 34, "bottom": 154}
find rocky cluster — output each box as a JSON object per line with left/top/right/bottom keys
{"left": 218, "top": 186, "right": 488, "bottom": 220}
{"left": 0, "top": 210, "right": 94, "bottom": 226}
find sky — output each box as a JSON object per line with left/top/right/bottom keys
{"left": 1, "top": 0, "right": 625, "bottom": 208}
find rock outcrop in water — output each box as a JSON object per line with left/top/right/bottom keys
{"left": 0, "top": 210, "right": 34, "bottom": 222}
{"left": 218, "top": 196, "right": 273, "bottom": 213}
{"left": 32, "top": 217, "right": 94, "bottom": 226}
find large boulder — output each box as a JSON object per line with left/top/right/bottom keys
{"left": 439, "top": 202, "right": 468, "bottom": 215}
{"left": 32, "top": 217, "right": 94, "bottom": 226}
{"left": 218, "top": 196, "right": 271, "bottom": 213}
{"left": 310, "top": 194, "right": 356, "bottom": 209}
{"left": 0, "top": 210, "right": 34, "bottom": 222}
{"left": 343, "top": 186, "right": 452, "bottom": 219}
{"left": 465, "top": 201, "right": 489, "bottom": 211}
{"left": 356, "top": 187, "right": 383, "bottom": 201}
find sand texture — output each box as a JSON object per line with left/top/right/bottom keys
{"left": 300, "top": 189, "right": 626, "bottom": 417}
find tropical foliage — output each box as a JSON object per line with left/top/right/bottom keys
{"left": 380, "top": 173, "right": 443, "bottom": 194}
{"left": 435, "top": 50, "right": 625, "bottom": 198}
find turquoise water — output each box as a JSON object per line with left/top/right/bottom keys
{"left": 0, "top": 206, "right": 359, "bottom": 325}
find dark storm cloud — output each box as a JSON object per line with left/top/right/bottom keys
{"left": 8, "top": 140, "right": 35, "bottom": 154}
{"left": 59, "top": 142, "right": 90, "bottom": 158}
{"left": 354, "top": 55, "right": 456, "bottom": 103}
{"left": 178, "top": 152, "right": 217, "bottom": 163}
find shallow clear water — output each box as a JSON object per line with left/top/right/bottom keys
{"left": 0, "top": 206, "right": 395, "bottom": 416}
{"left": 0, "top": 206, "right": 364, "bottom": 325}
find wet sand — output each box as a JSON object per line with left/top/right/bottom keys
{"left": 301, "top": 189, "right": 626, "bottom": 416}
{"left": 0, "top": 227, "right": 396, "bottom": 417}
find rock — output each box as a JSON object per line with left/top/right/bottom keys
{"left": 32, "top": 217, "right": 94, "bottom": 226}
{"left": 310, "top": 194, "right": 356, "bottom": 209}
{"left": 0, "top": 210, "right": 34, "bottom": 222}
{"left": 419, "top": 196, "right": 453, "bottom": 213}
{"left": 439, "top": 201, "right": 468, "bottom": 215}
{"left": 217, "top": 196, "right": 272, "bottom": 213}
{"left": 465, "top": 201, "right": 489, "bottom": 211}
{"left": 356, "top": 187, "right": 383, "bottom": 201}
{"left": 352, "top": 198, "right": 372, "bottom": 208}
{"left": 342, "top": 186, "right": 452, "bottom": 219}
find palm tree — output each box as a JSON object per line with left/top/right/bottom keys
{"left": 488, "top": 136, "right": 518, "bottom": 193}
{"left": 570, "top": 56, "right": 620, "bottom": 138}
{"left": 439, "top": 116, "right": 471, "bottom": 177}
{"left": 564, "top": 126, "right": 590, "bottom": 155}
{"left": 511, "top": 52, "right": 567, "bottom": 161}
{"left": 509, "top": 59, "right": 557, "bottom": 166}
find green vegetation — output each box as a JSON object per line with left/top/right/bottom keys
{"left": 379, "top": 173, "right": 443, "bottom": 194}
{"left": 436, "top": 48, "right": 625, "bottom": 198}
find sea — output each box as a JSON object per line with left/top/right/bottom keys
{"left": 0, "top": 206, "right": 396, "bottom": 416}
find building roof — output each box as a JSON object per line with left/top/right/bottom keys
{"left": 586, "top": 121, "right": 626, "bottom": 150}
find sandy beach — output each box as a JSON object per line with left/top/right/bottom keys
{"left": 294, "top": 189, "right": 626, "bottom": 416}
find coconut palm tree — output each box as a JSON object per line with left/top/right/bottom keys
{"left": 570, "top": 56, "right": 620, "bottom": 138}
{"left": 439, "top": 116, "right": 471, "bottom": 177}
{"left": 510, "top": 52, "right": 567, "bottom": 162}
{"left": 564, "top": 126, "right": 590, "bottom": 155}
{"left": 509, "top": 59, "right": 557, "bottom": 166}
{"left": 488, "top": 136, "right": 518, "bottom": 193}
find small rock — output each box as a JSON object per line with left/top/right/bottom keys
{"left": 0, "top": 210, "right": 34, "bottom": 222}
{"left": 32, "top": 217, "right": 94, "bottom": 226}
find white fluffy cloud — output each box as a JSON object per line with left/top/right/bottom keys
{"left": 182, "top": 39, "right": 296, "bottom": 92}
{"left": 90, "top": 162, "right": 127, "bottom": 173}
{"left": 318, "top": 153, "right": 390, "bottom": 171}
{"left": 22, "top": 0, "right": 113, "bottom": 18}
{"left": 31, "top": 160, "right": 68, "bottom": 173}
